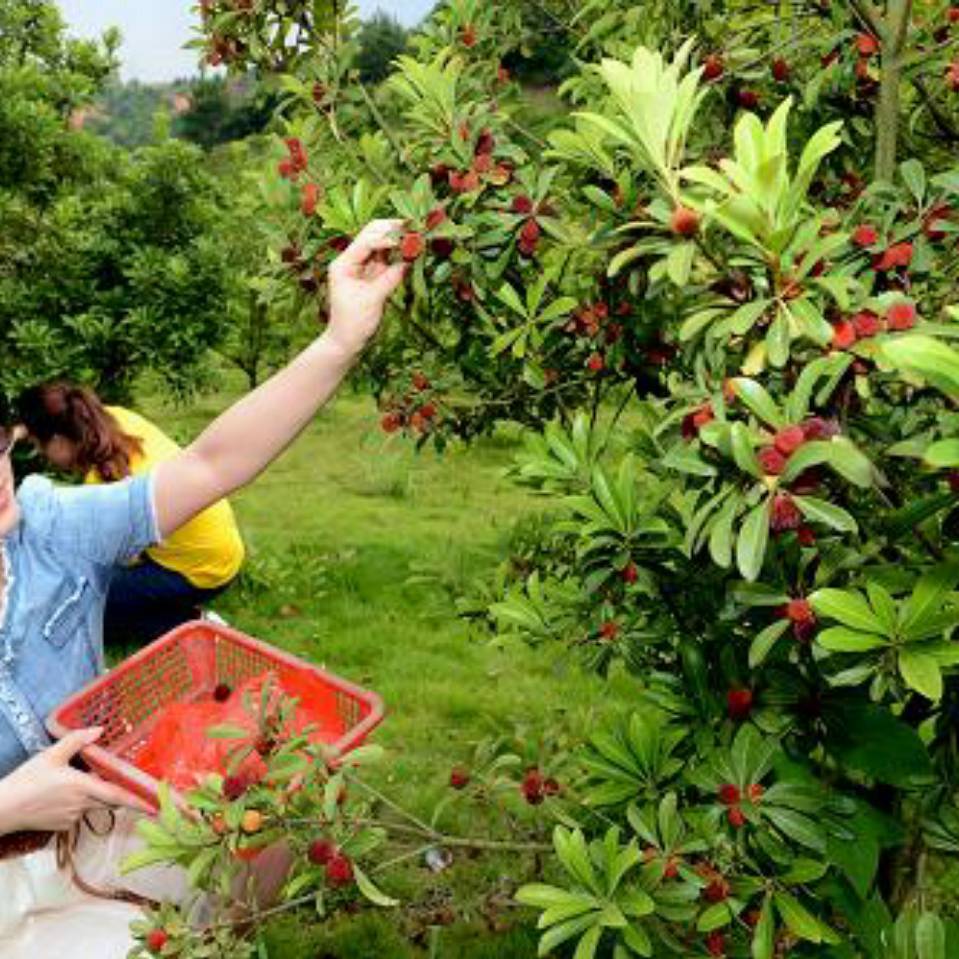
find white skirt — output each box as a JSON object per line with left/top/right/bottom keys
{"left": 0, "top": 812, "right": 190, "bottom": 959}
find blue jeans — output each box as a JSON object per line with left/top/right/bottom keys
{"left": 104, "top": 558, "right": 232, "bottom": 647}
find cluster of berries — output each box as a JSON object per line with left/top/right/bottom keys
{"left": 278, "top": 137, "right": 308, "bottom": 181}
{"left": 380, "top": 373, "right": 439, "bottom": 435}
{"left": 718, "top": 781, "right": 764, "bottom": 829}
{"left": 307, "top": 837, "right": 355, "bottom": 887}
{"left": 831, "top": 300, "right": 918, "bottom": 349}
{"left": 520, "top": 767, "right": 560, "bottom": 805}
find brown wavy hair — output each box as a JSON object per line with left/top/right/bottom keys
{"left": 17, "top": 383, "right": 144, "bottom": 481}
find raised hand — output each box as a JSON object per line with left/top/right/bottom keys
{"left": 326, "top": 219, "right": 408, "bottom": 359}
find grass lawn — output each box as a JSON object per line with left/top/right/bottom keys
{"left": 142, "top": 375, "right": 639, "bottom": 958}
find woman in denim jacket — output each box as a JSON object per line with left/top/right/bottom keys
{"left": 0, "top": 221, "right": 405, "bottom": 835}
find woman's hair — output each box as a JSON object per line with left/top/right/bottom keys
{"left": 16, "top": 383, "right": 144, "bottom": 481}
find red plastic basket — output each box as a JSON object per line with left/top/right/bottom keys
{"left": 46, "top": 620, "right": 384, "bottom": 807}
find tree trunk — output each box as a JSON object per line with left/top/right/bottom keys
{"left": 874, "top": 0, "right": 913, "bottom": 182}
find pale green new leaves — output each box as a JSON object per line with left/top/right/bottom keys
{"left": 576, "top": 39, "right": 709, "bottom": 197}
{"left": 682, "top": 98, "right": 842, "bottom": 256}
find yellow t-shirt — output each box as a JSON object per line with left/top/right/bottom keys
{"left": 84, "top": 407, "right": 245, "bottom": 590}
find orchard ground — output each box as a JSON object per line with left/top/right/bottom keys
{"left": 130, "top": 370, "right": 639, "bottom": 958}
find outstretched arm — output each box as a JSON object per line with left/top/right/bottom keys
{"left": 153, "top": 219, "right": 406, "bottom": 538}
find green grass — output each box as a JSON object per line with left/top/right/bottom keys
{"left": 142, "top": 376, "right": 637, "bottom": 958}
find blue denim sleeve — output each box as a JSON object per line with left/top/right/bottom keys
{"left": 19, "top": 472, "right": 160, "bottom": 566}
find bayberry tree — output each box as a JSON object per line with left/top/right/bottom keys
{"left": 137, "top": 1, "right": 959, "bottom": 955}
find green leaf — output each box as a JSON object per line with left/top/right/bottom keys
{"left": 730, "top": 423, "right": 762, "bottom": 478}
{"left": 737, "top": 498, "right": 771, "bottom": 582}
{"left": 774, "top": 891, "right": 822, "bottom": 943}
{"left": 731, "top": 378, "right": 786, "bottom": 428}
{"left": 573, "top": 925, "right": 602, "bottom": 959}
{"left": 824, "top": 701, "right": 933, "bottom": 787}
{"left": 925, "top": 440, "right": 959, "bottom": 468}
{"left": 752, "top": 895, "right": 775, "bottom": 959}
{"left": 916, "top": 912, "right": 946, "bottom": 959}
{"left": 794, "top": 495, "right": 858, "bottom": 533}
{"left": 817, "top": 627, "right": 889, "bottom": 653}
{"left": 882, "top": 335, "right": 959, "bottom": 398}
{"left": 353, "top": 865, "right": 399, "bottom": 907}
{"left": 809, "top": 589, "right": 886, "bottom": 634}
{"left": 709, "top": 493, "right": 740, "bottom": 568}
{"left": 899, "top": 650, "right": 943, "bottom": 701}
{"left": 750, "top": 619, "right": 790, "bottom": 668}
{"left": 903, "top": 564, "right": 959, "bottom": 640}
{"left": 697, "top": 902, "right": 733, "bottom": 932}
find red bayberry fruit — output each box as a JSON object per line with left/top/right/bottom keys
{"left": 522, "top": 768, "right": 545, "bottom": 805}
{"left": 748, "top": 783, "right": 765, "bottom": 803}
{"left": 473, "top": 153, "right": 493, "bottom": 175}
{"left": 852, "top": 310, "right": 882, "bottom": 338}
{"left": 873, "top": 241, "right": 913, "bottom": 271}
{"left": 586, "top": 352, "right": 605, "bottom": 373}
{"left": 663, "top": 857, "right": 680, "bottom": 879}
{"left": 325, "top": 853, "right": 354, "bottom": 887}
{"left": 947, "top": 62, "right": 959, "bottom": 92}
{"left": 461, "top": 24, "right": 477, "bottom": 47}
{"left": 223, "top": 774, "right": 249, "bottom": 801}
{"left": 475, "top": 129, "right": 495, "bottom": 156}
{"left": 512, "top": 195, "right": 534, "bottom": 215}
{"left": 311, "top": 82, "right": 327, "bottom": 104}
{"left": 887, "top": 300, "right": 918, "bottom": 331}
{"left": 831, "top": 319, "right": 858, "bottom": 350}
{"left": 949, "top": 470, "right": 959, "bottom": 494}
{"left": 670, "top": 205, "right": 700, "bottom": 237}
{"left": 758, "top": 446, "right": 788, "bottom": 475}
{"left": 737, "top": 88, "right": 760, "bottom": 109}
{"left": 622, "top": 562, "right": 639, "bottom": 584}
{"left": 146, "top": 929, "right": 169, "bottom": 953}
{"left": 412, "top": 372, "right": 430, "bottom": 391}
{"left": 497, "top": 63, "right": 510, "bottom": 83}
{"left": 924, "top": 204, "right": 951, "bottom": 241}
{"left": 418, "top": 402, "right": 438, "bottom": 420}
{"left": 520, "top": 218, "right": 541, "bottom": 245}
{"left": 543, "top": 777, "right": 561, "bottom": 797}
{"left": 328, "top": 235, "right": 350, "bottom": 253}
{"left": 278, "top": 158, "right": 296, "bottom": 179}
{"left": 774, "top": 425, "right": 806, "bottom": 456}
{"left": 797, "top": 525, "right": 817, "bottom": 547}
{"left": 599, "top": 620, "right": 620, "bottom": 640}
{"left": 425, "top": 207, "right": 447, "bottom": 231}
{"left": 381, "top": 412, "right": 402, "bottom": 434}
{"left": 401, "top": 232, "right": 425, "bottom": 262}
{"left": 704, "top": 876, "right": 730, "bottom": 903}
{"left": 308, "top": 838, "right": 336, "bottom": 865}
{"left": 300, "top": 182, "right": 319, "bottom": 217}
{"left": 212, "top": 682, "right": 232, "bottom": 702}
{"left": 771, "top": 493, "right": 803, "bottom": 532}
{"left": 431, "top": 237, "right": 455, "bottom": 259}
{"left": 803, "top": 417, "right": 838, "bottom": 440}
{"left": 857, "top": 33, "right": 879, "bottom": 57}
{"left": 702, "top": 53, "right": 725, "bottom": 81}
{"left": 449, "top": 766, "right": 471, "bottom": 790}
{"left": 771, "top": 57, "right": 791, "bottom": 82}
{"left": 727, "top": 806, "right": 746, "bottom": 828}
{"left": 727, "top": 688, "right": 753, "bottom": 721}
{"left": 950, "top": 7, "right": 959, "bottom": 23}
{"left": 718, "top": 784, "right": 741, "bottom": 805}
{"left": 706, "top": 930, "right": 726, "bottom": 956}
{"left": 852, "top": 224, "right": 879, "bottom": 247}
{"left": 786, "top": 598, "right": 814, "bottom": 624}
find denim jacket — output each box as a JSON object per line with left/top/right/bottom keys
{"left": 0, "top": 474, "right": 158, "bottom": 777}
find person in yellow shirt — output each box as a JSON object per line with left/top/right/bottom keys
{"left": 16, "top": 382, "right": 245, "bottom": 645}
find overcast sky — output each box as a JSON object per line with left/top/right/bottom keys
{"left": 57, "top": 1, "right": 434, "bottom": 83}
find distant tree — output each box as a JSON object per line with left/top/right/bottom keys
{"left": 0, "top": 0, "right": 233, "bottom": 403}
{"left": 174, "top": 75, "right": 277, "bottom": 150}
{"left": 355, "top": 11, "right": 408, "bottom": 85}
